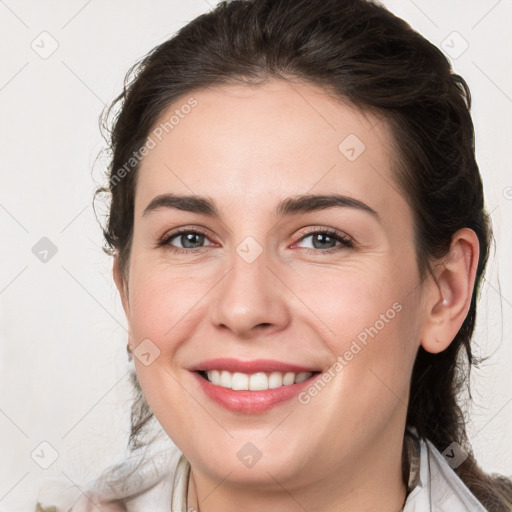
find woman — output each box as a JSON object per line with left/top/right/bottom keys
{"left": 36, "top": 0, "right": 512, "bottom": 510}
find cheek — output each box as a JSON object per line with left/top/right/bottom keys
{"left": 126, "top": 268, "right": 198, "bottom": 416}
{"left": 127, "top": 264, "right": 211, "bottom": 350}
{"left": 290, "top": 265, "right": 406, "bottom": 346}
{"left": 294, "top": 262, "right": 419, "bottom": 390}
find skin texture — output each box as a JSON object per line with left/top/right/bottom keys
{"left": 113, "top": 79, "right": 479, "bottom": 512}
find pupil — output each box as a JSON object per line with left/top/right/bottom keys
{"left": 182, "top": 233, "right": 204, "bottom": 249}
{"left": 313, "top": 233, "right": 335, "bottom": 249}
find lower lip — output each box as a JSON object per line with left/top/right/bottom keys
{"left": 191, "top": 371, "right": 321, "bottom": 413}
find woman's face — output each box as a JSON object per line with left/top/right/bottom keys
{"left": 115, "top": 79, "right": 429, "bottom": 492}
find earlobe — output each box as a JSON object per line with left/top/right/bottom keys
{"left": 420, "top": 228, "right": 480, "bottom": 354}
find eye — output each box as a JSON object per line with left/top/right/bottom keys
{"left": 158, "top": 228, "right": 215, "bottom": 253}
{"left": 157, "top": 227, "right": 354, "bottom": 255}
{"left": 294, "top": 228, "right": 354, "bottom": 254}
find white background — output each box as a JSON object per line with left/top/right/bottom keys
{"left": 0, "top": 1, "right": 511, "bottom": 510}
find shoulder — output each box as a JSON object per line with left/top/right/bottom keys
{"left": 35, "top": 447, "right": 180, "bottom": 512}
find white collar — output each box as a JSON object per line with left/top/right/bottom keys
{"left": 37, "top": 431, "right": 488, "bottom": 511}
{"left": 403, "top": 431, "right": 488, "bottom": 511}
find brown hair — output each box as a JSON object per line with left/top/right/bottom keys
{"left": 94, "top": 0, "right": 512, "bottom": 508}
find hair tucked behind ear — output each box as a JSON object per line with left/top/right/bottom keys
{"left": 94, "top": 0, "right": 512, "bottom": 508}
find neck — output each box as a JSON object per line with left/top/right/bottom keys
{"left": 186, "top": 424, "right": 408, "bottom": 512}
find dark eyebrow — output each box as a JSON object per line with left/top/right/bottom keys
{"left": 142, "top": 193, "right": 380, "bottom": 222}
{"left": 143, "top": 194, "right": 219, "bottom": 217}
{"left": 276, "top": 194, "right": 380, "bottom": 221}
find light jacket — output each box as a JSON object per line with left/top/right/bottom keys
{"left": 35, "top": 427, "right": 489, "bottom": 511}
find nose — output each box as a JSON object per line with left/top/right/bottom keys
{"left": 210, "top": 247, "right": 291, "bottom": 338}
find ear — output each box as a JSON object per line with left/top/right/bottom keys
{"left": 420, "top": 228, "right": 480, "bottom": 354}
{"left": 113, "top": 256, "right": 130, "bottom": 322}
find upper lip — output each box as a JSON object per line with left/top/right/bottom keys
{"left": 189, "top": 358, "right": 321, "bottom": 374}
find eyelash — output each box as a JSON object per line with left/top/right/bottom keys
{"left": 157, "top": 227, "right": 355, "bottom": 255}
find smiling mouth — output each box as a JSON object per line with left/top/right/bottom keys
{"left": 197, "top": 370, "right": 321, "bottom": 391}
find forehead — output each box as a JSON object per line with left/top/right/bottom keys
{"left": 134, "top": 79, "right": 409, "bottom": 227}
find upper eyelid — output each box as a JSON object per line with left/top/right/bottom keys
{"left": 294, "top": 226, "right": 352, "bottom": 240}
{"left": 162, "top": 227, "right": 215, "bottom": 247}
{"left": 163, "top": 226, "right": 214, "bottom": 241}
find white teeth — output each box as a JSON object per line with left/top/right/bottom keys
{"left": 231, "top": 372, "right": 249, "bottom": 390}
{"left": 204, "top": 370, "right": 314, "bottom": 390}
{"left": 219, "top": 370, "right": 232, "bottom": 388}
{"left": 294, "top": 372, "right": 311, "bottom": 383}
{"left": 268, "top": 371, "right": 284, "bottom": 389}
{"left": 283, "top": 372, "right": 295, "bottom": 386}
{"left": 249, "top": 372, "right": 268, "bottom": 391}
